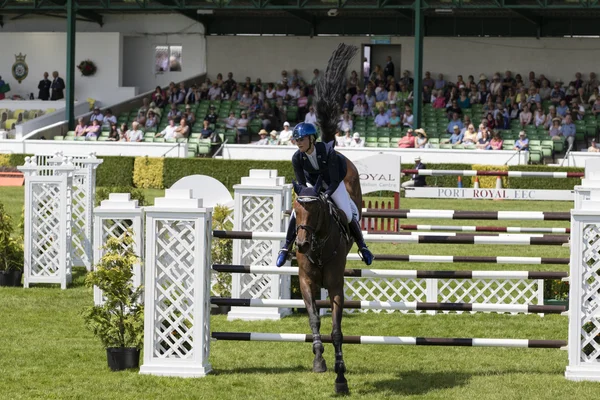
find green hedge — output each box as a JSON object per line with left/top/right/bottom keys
{"left": 400, "top": 163, "right": 473, "bottom": 189}
{"left": 96, "top": 156, "right": 135, "bottom": 187}
{"left": 163, "top": 158, "right": 296, "bottom": 190}
{"left": 507, "top": 165, "right": 583, "bottom": 190}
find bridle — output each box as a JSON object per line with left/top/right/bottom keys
{"left": 295, "top": 195, "right": 332, "bottom": 267}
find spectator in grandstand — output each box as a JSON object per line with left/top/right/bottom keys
{"left": 268, "top": 130, "right": 279, "bottom": 145}
{"left": 223, "top": 110, "right": 237, "bottom": 129}
{"left": 565, "top": 86, "right": 578, "bottom": 104}
{"left": 215, "top": 73, "right": 224, "bottom": 87}
{"left": 397, "top": 129, "right": 415, "bottom": 148}
{"left": 342, "top": 93, "right": 354, "bottom": 111}
{"left": 457, "top": 89, "right": 471, "bottom": 109}
{"left": 388, "top": 109, "right": 401, "bottom": 128}
{"left": 256, "top": 129, "right": 269, "bottom": 145}
{"left": 107, "top": 124, "right": 120, "bottom": 141}
{"left": 275, "top": 83, "right": 287, "bottom": 99}
{"left": 279, "top": 70, "right": 289, "bottom": 87}
{"left": 185, "top": 85, "right": 201, "bottom": 104}
{"left": 476, "top": 128, "right": 491, "bottom": 150}
{"left": 432, "top": 90, "right": 446, "bottom": 109}
{"left": 509, "top": 102, "right": 520, "bottom": 121}
{"left": 402, "top": 108, "right": 414, "bottom": 128}
{"left": 415, "top": 129, "right": 428, "bottom": 148}
{"left": 363, "top": 58, "right": 370, "bottom": 87}
{"left": 199, "top": 83, "right": 209, "bottom": 101}
{"left": 446, "top": 100, "right": 462, "bottom": 119}
{"left": 352, "top": 98, "right": 367, "bottom": 118}
{"left": 304, "top": 105, "right": 317, "bottom": 125}
{"left": 561, "top": 115, "right": 576, "bottom": 150}
{"left": 514, "top": 74, "right": 523, "bottom": 87}
{"left": 490, "top": 74, "right": 503, "bottom": 101}
{"left": 496, "top": 111, "right": 509, "bottom": 130}
{"left": 398, "top": 83, "right": 412, "bottom": 104}
{"left": 400, "top": 70, "right": 413, "bottom": 90}
{"left": 259, "top": 102, "right": 275, "bottom": 130}
{"left": 544, "top": 106, "right": 558, "bottom": 129}
{"left": 101, "top": 109, "right": 117, "bottom": 128}
{"left": 548, "top": 117, "right": 562, "bottom": 140}
{"left": 538, "top": 80, "right": 551, "bottom": 101}
{"left": 204, "top": 106, "right": 218, "bottom": 125}
{"left": 287, "top": 81, "right": 301, "bottom": 101}
{"left": 184, "top": 105, "right": 196, "bottom": 124}
{"left": 346, "top": 70, "right": 359, "bottom": 96}
{"left": 569, "top": 72, "right": 584, "bottom": 91}
{"left": 208, "top": 82, "right": 221, "bottom": 100}
{"left": 462, "top": 124, "right": 477, "bottom": 145}
{"left": 401, "top": 156, "right": 426, "bottom": 188}
{"left": 534, "top": 103, "right": 546, "bottom": 127}
{"left": 502, "top": 70, "right": 515, "bottom": 90}
{"left": 248, "top": 96, "right": 262, "bottom": 120}
{"left": 444, "top": 126, "right": 463, "bottom": 145}
{"left": 465, "top": 75, "right": 476, "bottom": 90}
{"left": 422, "top": 85, "right": 432, "bottom": 104}
{"left": 386, "top": 84, "right": 398, "bottom": 105}
{"left": 37, "top": 72, "right": 51, "bottom": 101}
{"left": 170, "top": 83, "right": 186, "bottom": 105}
{"left": 489, "top": 131, "right": 503, "bottom": 150}
{"left": 550, "top": 82, "right": 565, "bottom": 104}
{"left": 485, "top": 113, "right": 496, "bottom": 130}
{"left": 151, "top": 86, "right": 166, "bottom": 108}
{"left": 384, "top": 56, "right": 395, "bottom": 80}
{"left": 145, "top": 111, "right": 158, "bottom": 130}
{"left": 82, "top": 119, "right": 100, "bottom": 139}
{"left": 166, "top": 104, "right": 181, "bottom": 121}
{"left": 374, "top": 108, "right": 390, "bottom": 127}
{"left": 446, "top": 113, "right": 463, "bottom": 134}
{"left": 479, "top": 81, "right": 490, "bottom": 105}
{"left": 118, "top": 123, "right": 128, "bottom": 140}
{"left": 592, "top": 97, "right": 600, "bottom": 116}
{"left": 148, "top": 102, "right": 162, "bottom": 118}
{"left": 156, "top": 118, "right": 177, "bottom": 140}
{"left": 588, "top": 139, "right": 600, "bottom": 152}
{"left": 573, "top": 87, "right": 588, "bottom": 105}
{"left": 528, "top": 86, "right": 541, "bottom": 104}
{"left": 585, "top": 72, "right": 600, "bottom": 94}
{"left": 468, "top": 86, "right": 480, "bottom": 105}
{"left": 514, "top": 131, "right": 529, "bottom": 152}
{"left": 434, "top": 74, "right": 446, "bottom": 91}
{"left": 279, "top": 121, "right": 293, "bottom": 145}
{"left": 126, "top": 121, "right": 143, "bottom": 142}
{"left": 571, "top": 99, "right": 585, "bottom": 121}
{"left": 334, "top": 131, "right": 345, "bottom": 147}
{"left": 264, "top": 83, "right": 275, "bottom": 100}
{"left": 235, "top": 111, "right": 249, "bottom": 143}
{"left": 50, "top": 71, "right": 65, "bottom": 101}
{"left": 174, "top": 117, "right": 190, "bottom": 139}
{"left": 74, "top": 118, "right": 87, "bottom": 137}
{"left": 339, "top": 110, "right": 353, "bottom": 133}
{"left": 349, "top": 132, "right": 365, "bottom": 147}
{"left": 519, "top": 104, "right": 532, "bottom": 127}
{"left": 556, "top": 99, "right": 569, "bottom": 118}
{"left": 297, "top": 89, "right": 309, "bottom": 121}
{"left": 310, "top": 69, "right": 320, "bottom": 87}
{"left": 422, "top": 71, "right": 435, "bottom": 90}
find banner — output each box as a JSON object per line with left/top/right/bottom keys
{"left": 353, "top": 153, "right": 401, "bottom": 194}
{"left": 405, "top": 187, "right": 574, "bottom": 201}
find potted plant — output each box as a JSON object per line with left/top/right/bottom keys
{"left": 211, "top": 205, "right": 233, "bottom": 314}
{"left": 82, "top": 232, "right": 144, "bottom": 371}
{"left": 543, "top": 279, "right": 569, "bottom": 310}
{"left": 0, "top": 202, "right": 24, "bottom": 287}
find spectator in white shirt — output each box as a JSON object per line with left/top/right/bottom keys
{"left": 287, "top": 82, "right": 301, "bottom": 100}
{"left": 349, "top": 132, "right": 365, "bottom": 147}
{"left": 256, "top": 129, "right": 269, "bottom": 145}
{"left": 102, "top": 109, "right": 117, "bottom": 128}
{"left": 304, "top": 106, "right": 317, "bottom": 125}
{"left": 208, "top": 83, "right": 221, "bottom": 100}
{"left": 89, "top": 107, "right": 104, "bottom": 124}
{"left": 126, "top": 121, "right": 144, "bottom": 142}
{"left": 156, "top": 119, "right": 177, "bottom": 139}
{"left": 279, "top": 121, "right": 293, "bottom": 145}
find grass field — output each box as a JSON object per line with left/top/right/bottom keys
{"left": 0, "top": 187, "right": 592, "bottom": 400}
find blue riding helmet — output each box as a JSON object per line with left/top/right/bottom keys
{"left": 292, "top": 122, "right": 318, "bottom": 140}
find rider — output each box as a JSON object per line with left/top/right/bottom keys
{"left": 275, "top": 122, "right": 374, "bottom": 267}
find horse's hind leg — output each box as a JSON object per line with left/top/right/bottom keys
{"left": 300, "top": 274, "right": 327, "bottom": 373}
{"left": 330, "top": 288, "right": 349, "bottom": 395}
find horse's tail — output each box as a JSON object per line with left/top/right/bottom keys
{"left": 315, "top": 43, "right": 358, "bottom": 145}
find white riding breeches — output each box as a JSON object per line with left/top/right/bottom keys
{"left": 306, "top": 181, "right": 357, "bottom": 222}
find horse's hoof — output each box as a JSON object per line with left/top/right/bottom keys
{"left": 313, "top": 358, "right": 327, "bottom": 373}
{"left": 335, "top": 380, "right": 349, "bottom": 395}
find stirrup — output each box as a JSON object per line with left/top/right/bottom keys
{"left": 276, "top": 248, "right": 290, "bottom": 267}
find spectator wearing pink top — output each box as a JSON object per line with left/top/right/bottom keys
{"left": 432, "top": 91, "right": 446, "bottom": 109}
{"left": 490, "top": 131, "right": 503, "bottom": 150}
{"left": 397, "top": 129, "right": 415, "bottom": 148}
{"left": 74, "top": 118, "right": 86, "bottom": 137}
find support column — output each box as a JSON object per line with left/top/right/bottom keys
{"left": 565, "top": 159, "right": 600, "bottom": 381}
{"left": 412, "top": 0, "right": 424, "bottom": 129}
{"left": 139, "top": 189, "right": 213, "bottom": 378}
{"left": 66, "top": 0, "right": 76, "bottom": 130}
{"left": 227, "top": 170, "right": 292, "bottom": 321}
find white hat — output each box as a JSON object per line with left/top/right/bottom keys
{"left": 415, "top": 156, "right": 421, "bottom": 161}
{"left": 353, "top": 132, "right": 360, "bottom": 139}
{"left": 283, "top": 121, "right": 290, "bottom": 127}
{"left": 453, "top": 125, "right": 459, "bottom": 130}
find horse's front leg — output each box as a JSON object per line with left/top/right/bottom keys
{"left": 299, "top": 271, "right": 327, "bottom": 373}
{"left": 329, "top": 288, "right": 349, "bottom": 395}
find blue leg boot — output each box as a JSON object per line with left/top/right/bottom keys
{"left": 348, "top": 218, "right": 374, "bottom": 266}
{"left": 276, "top": 215, "right": 297, "bottom": 267}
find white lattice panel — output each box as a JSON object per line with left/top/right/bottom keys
{"left": 579, "top": 224, "right": 600, "bottom": 362}
{"left": 72, "top": 174, "right": 90, "bottom": 269}
{"left": 342, "top": 278, "right": 428, "bottom": 314}
{"left": 438, "top": 278, "right": 541, "bottom": 314}
{"left": 30, "top": 183, "right": 63, "bottom": 278}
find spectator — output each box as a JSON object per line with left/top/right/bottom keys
{"left": 585, "top": 72, "right": 600, "bottom": 95}
{"left": 550, "top": 82, "right": 565, "bottom": 104}
{"left": 446, "top": 100, "right": 462, "bottom": 119}
{"left": 557, "top": 99, "right": 569, "bottom": 118}
{"left": 156, "top": 119, "right": 177, "bottom": 139}
{"left": 365, "top": 88, "right": 377, "bottom": 115}
{"left": 463, "top": 124, "right": 478, "bottom": 145}
{"left": 208, "top": 82, "right": 221, "bottom": 100}
{"left": 446, "top": 113, "right": 463, "bottom": 134}
{"left": 353, "top": 98, "right": 367, "bottom": 118}
{"left": 74, "top": 118, "right": 87, "bottom": 137}
{"left": 256, "top": 129, "right": 269, "bottom": 145}
{"left": 148, "top": 102, "right": 162, "bottom": 118}
{"left": 287, "top": 81, "right": 301, "bottom": 100}
{"left": 468, "top": 86, "right": 480, "bottom": 105}
{"left": 549, "top": 117, "right": 562, "bottom": 140}
{"left": 490, "top": 74, "right": 503, "bottom": 101}
{"left": 534, "top": 103, "right": 546, "bottom": 127}
{"left": 342, "top": 93, "right": 354, "bottom": 111}
{"left": 539, "top": 79, "right": 551, "bottom": 101}
{"left": 476, "top": 128, "right": 491, "bottom": 150}
{"left": 479, "top": 81, "right": 490, "bottom": 104}
{"left": 335, "top": 131, "right": 346, "bottom": 147}
{"left": 433, "top": 90, "right": 446, "bottom": 109}
{"left": 349, "top": 132, "right": 365, "bottom": 148}
{"left": 397, "top": 129, "right": 415, "bottom": 148}
{"left": 545, "top": 107, "right": 559, "bottom": 129}
{"left": 466, "top": 75, "right": 476, "bottom": 90}
{"left": 174, "top": 118, "right": 190, "bottom": 139}
{"left": 118, "top": 123, "right": 128, "bottom": 140}
{"left": 490, "top": 131, "right": 503, "bottom": 150}
{"left": 514, "top": 131, "right": 529, "bottom": 151}
{"left": 402, "top": 108, "right": 414, "bottom": 128}
{"left": 248, "top": 96, "right": 262, "bottom": 119}
{"left": 435, "top": 74, "right": 446, "bottom": 91}
{"left": 485, "top": 113, "right": 496, "bottom": 130}
{"left": 223, "top": 72, "right": 236, "bottom": 96}
{"left": 422, "top": 72, "right": 435, "bottom": 90}
{"left": 415, "top": 128, "right": 428, "bottom": 148}
{"left": 588, "top": 139, "right": 600, "bottom": 153}
{"left": 347, "top": 70, "right": 359, "bottom": 96}
{"left": 592, "top": 97, "right": 600, "bottom": 116}
{"left": 279, "top": 122, "right": 293, "bottom": 145}
{"left": 167, "top": 104, "right": 181, "bottom": 120}
{"left": 398, "top": 83, "right": 412, "bottom": 104}
{"left": 184, "top": 105, "right": 196, "bottom": 125}
{"left": 260, "top": 102, "right": 276, "bottom": 130}
{"left": 297, "top": 88, "right": 309, "bottom": 121}
{"left": 401, "top": 156, "right": 426, "bottom": 188}
{"left": 339, "top": 110, "right": 353, "bottom": 133}
{"left": 265, "top": 83, "right": 276, "bottom": 100}
{"left": 571, "top": 99, "right": 585, "bottom": 121}
{"left": 224, "top": 110, "right": 237, "bottom": 129}
{"left": 145, "top": 111, "right": 158, "bottom": 130}
{"left": 85, "top": 119, "right": 101, "bottom": 139}
{"left": 215, "top": 73, "right": 224, "bottom": 87}
{"left": 268, "top": 130, "right": 280, "bottom": 145}
{"left": 503, "top": 70, "right": 515, "bottom": 90}
{"left": 235, "top": 111, "right": 249, "bottom": 143}
{"left": 561, "top": 115, "right": 576, "bottom": 150}
{"left": 310, "top": 68, "right": 320, "bottom": 87}
{"left": 528, "top": 87, "right": 541, "bottom": 104}
{"left": 204, "top": 106, "right": 218, "bottom": 124}
{"left": 89, "top": 107, "right": 104, "bottom": 124}
{"left": 279, "top": 70, "right": 288, "bottom": 86}
{"left": 445, "top": 125, "right": 463, "bottom": 145}
{"left": 496, "top": 112, "right": 509, "bottom": 130}
{"left": 304, "top": 105, "right": 317, "bottom": 125}
{"left": 126, "top": 121, "right": 144, "bottom": 142}
{"left": 388, "top": 109, "right": 401, "bottom": 128}
{"left": 107, "top": 123, "right": 120, "bottom": 141}
{"left": 384, "top": 56, "right": 395, "bottom": 80}
{"left": 200, "top": 119, "right": 214, "bottom": 139}
{"left": 38, "top": 72, "right": 51, "bottom": 101}
{"left": 374, "top": 108, "right": 390, "bottom": 127}
{"left": 363, "top": 58, "right": 370, "bottom": 87}
{"left": 50, "top": 71, "right": 65, "bottom": 100}
{"left": 519, "top": 104, "right": 532, "bottom": 127}
{"left": 275, "top": 84, "right": 287, "bottom": 99}
{"left": 185, "top": 85, "right": 200, "bottom": 104}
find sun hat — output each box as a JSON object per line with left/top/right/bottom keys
{"left": 353, "top": 132, "right": 360, "bottom": 139}
{"left": 259, "top": 129, "right": 268, "bottom": 135}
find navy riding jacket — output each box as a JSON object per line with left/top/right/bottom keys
{"left": 292, "top": 141, "right": 348, "bottom": 197}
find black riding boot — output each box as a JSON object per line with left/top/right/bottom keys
{"left": 348, "top": 218, "right": 374, "bottom": 265}
{"left": 276, "top": 214, "right": 296, "bottom": 267}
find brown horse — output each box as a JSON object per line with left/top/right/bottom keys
{"left": 293, "top": 160, "right": 362, "bottom": 395}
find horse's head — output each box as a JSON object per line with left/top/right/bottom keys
{"left": 293, "top": 177, "right": 327, "bottom": 256}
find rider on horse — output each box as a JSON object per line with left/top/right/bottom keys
{"left": 275, "top": 122, "right": 374, "bottom": 267}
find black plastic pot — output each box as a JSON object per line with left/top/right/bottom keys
{"left": 106, "top": 347, "right": 140, "bottom": 371}
{"left": 0, "top": 270, "right": 22, "bottom": 287}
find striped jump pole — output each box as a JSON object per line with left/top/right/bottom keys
{"left": 399, "top": 224, "right": 570, "bottom": 234}
{"left": 213, "top": 230, "right": 569, "bottom": 246}
{"left": 212, "top": 265, "right": 569, "bottom": 279}
{"left": 210, "top": 298, "right": 566, "bottom": 314}
{"left": 211, "top": 332, "right": 567, "bottom": 349}
{"left": 401, "top": 169, "right": 583, "bottom": 179}
{"left": 345, "top": 254, "right": 570, "bottom": 264}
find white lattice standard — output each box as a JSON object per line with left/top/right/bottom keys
{"left": 18, "top": 156, "right": 75, "bottom": 290}
{"left": 340, "top": 278, "right": 428, "bottom": 314}
{"left": 140, "top": 189, "right": 212, "bottom": 378}
{"left": 93, "top": 193, "right": 143, "bottom": 305}
{"left": 566, "top": 159, "right": 600, "bottom": 381}
{"left": 228, "top": 170, "right": 292, "bottom": 321}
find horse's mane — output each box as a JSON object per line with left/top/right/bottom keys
{"left": 315, "top": 44, "right": 358, "bottom": 144}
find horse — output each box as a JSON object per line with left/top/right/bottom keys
{"left": 292, "top": 161, "right": 362, "bottom": 395}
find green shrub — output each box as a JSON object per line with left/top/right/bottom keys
{"left": 133, "top": 157, "right": 164, "bottom": 189}
{"left": 96, "top": 156, "right": 135, "bottom": 187}
{"left": 400, "top": 163, "right": 472, "bottom": 188}
{"left": 95, "top": 187, "right": 146, "bottom": 207}
{"left": 507, "top": 165, "right": 583, "bottom": 190}
{"left": 8, "top": 154, "right": 29, "bottom": 167}
{"left": 212, "top": 205, "right": 233, "bottom": 297}
{"left": 0, "top": 203, "right": 23, "bottom": 272}
{"left": 0, "top": 154, "right": 9, "bottom": 167}
{"left": 472, "top": 164, "right": 508, "bottom": 188}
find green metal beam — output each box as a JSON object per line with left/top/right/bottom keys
{"left": 413, "top": 0, "right": 423, "bottom": 130}
{"left": 65, "top": 0, "right": 75, "bottom": 130}
{"left": 48, "top": 0, "right": 103, "bottom": 25}
{"left": 286, "top": 9, "right": 315, "bottom": 35}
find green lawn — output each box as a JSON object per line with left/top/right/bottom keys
{"left": 0, "top": 187, "right": 591, "bottom": 399}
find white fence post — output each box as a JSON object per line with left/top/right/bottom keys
{"left": 227, "top": 169, "right": 293, "bottom": 321}
{"left": 92, "top": 193, "right": 143, "bottom": 305}
{"left": 139, "top": 189, "right": 212, "bottom": 378}
{"left": 566, "top": 159, "right": 600, "bottom": 381}
{"left": 18, "top": 156, "right": 75, "bottom": 290}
